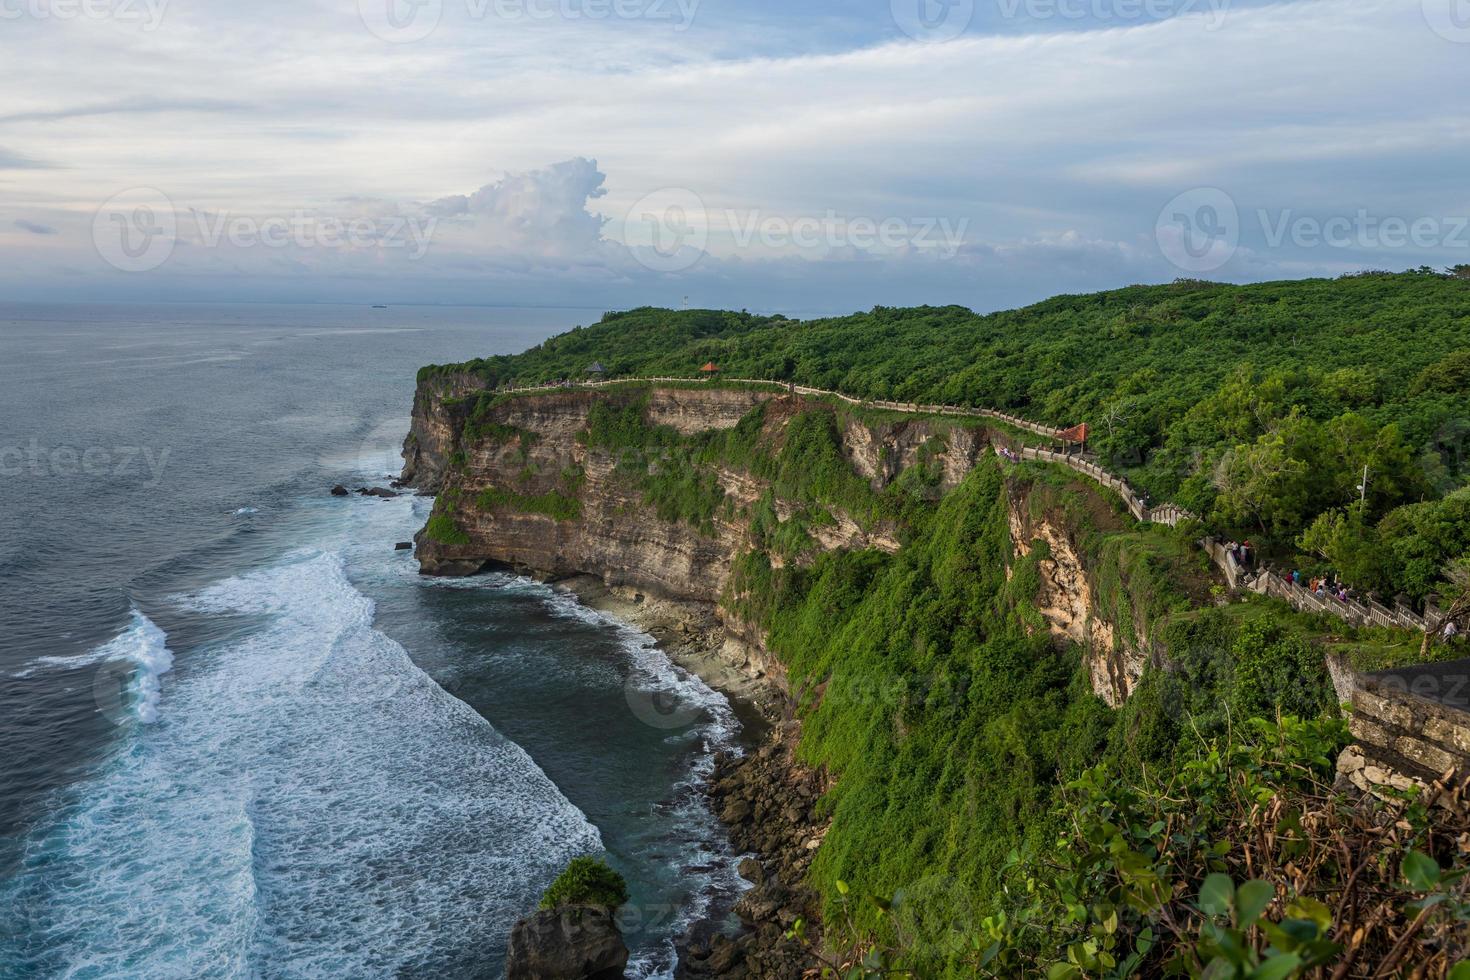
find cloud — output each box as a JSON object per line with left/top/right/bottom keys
{"left": 0, "top": 0, "right": 1463, "bottom": 310}
{"left": 0, "top": 98, "right": 252, "bottom": 126}
{"left": 423, "top": 158, "right": 610, "bottom": 257}
{"left": 0, "top": 147, "right": 52, "bottom": 170}
{"left": 13, "top": 219, "right": 57, "bottom": 235}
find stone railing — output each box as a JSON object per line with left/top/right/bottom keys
{"left": 1020, "top": 447, "right": 1198, "bottom": 527}
{"left": 1336, "top": 668, "right": 1470, "bottom": 809}
{"left": 1201, "top": 537, "right": 1442, "bottom": 634}
{"left": 495, "top": 376, "right": 1070, "bottom": 439}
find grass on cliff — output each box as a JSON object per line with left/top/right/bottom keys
{"left": 420, "top": 271, "right": 1470, "bottom": 596}
{"left": 726, "top": 456, "right": 1365, "bottom": 976}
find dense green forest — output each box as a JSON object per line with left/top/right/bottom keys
{"left": 429, "top": 271, "right": 1470, "bottom": 601}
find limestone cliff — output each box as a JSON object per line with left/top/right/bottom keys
{"left": 402, "top": 381, "right": 1157, "bottom": 705}
{"left": 1004, "top": 480, "right": 1172, "bottom": 706}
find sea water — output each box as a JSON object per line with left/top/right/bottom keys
{"left": 0, "top": 303, "right": 746, "bottom": 978}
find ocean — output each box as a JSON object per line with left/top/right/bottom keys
{"left": 0, "top": 303, "right": 747, "bottom": 978}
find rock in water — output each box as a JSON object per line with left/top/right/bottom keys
{"left": 505, "top": 906, "right": 629, "bottom": 980}
{"left": 330, "top": 484, "right": 350, "bottom": 496}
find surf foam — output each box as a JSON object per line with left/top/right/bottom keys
{"left": 1, "top": 550, "right": 602, "bottom": 978}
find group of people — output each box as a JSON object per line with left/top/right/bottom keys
{"left": 1292, "top": 571, "right": 1355, "bottom": 604}
{"left": 1225, "top": 540, "right": 1255, "bottom": 570}
{"left": 996, "top": 446, "right": 1021, "bottom": 462}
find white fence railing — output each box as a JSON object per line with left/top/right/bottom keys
{"left": 482, "top": 374, "right": 1442, "bottom": 634}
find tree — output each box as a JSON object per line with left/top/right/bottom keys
{"left": 1212, "top": 412, "right": 1323, "bottom": 535}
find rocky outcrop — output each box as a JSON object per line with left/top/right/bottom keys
{"left": 404, "top": 385, "right": 959, "bottom": 600}
{"left": 681, "top": 728, "right": 824, "bottom": 978}
{"left": 400, "top": 371, "right": 486, "bottom": 491}
{"left": 1006, "top": 483, "right": 1157, "bottom": 706}
{"left": 505, "top": 905, "right": 629, "bottom": 980}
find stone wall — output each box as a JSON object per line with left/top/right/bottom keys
{"left": 1336, "top": 669, "right": 1470, "bottom": 810}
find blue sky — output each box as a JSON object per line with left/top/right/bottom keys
{"left": 1, "top": 0, "right": 1467, "bottom": 314}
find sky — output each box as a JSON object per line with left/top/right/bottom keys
{"left": 1, "top": 0, "right": 1467, "bottom": 314}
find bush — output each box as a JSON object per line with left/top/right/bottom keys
{"left": 538, "top": 856, "right": 629, "bottom": 912}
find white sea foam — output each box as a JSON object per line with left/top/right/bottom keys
{"left": 414, "top": 570, "right": 751, "bottom": 974}
{"left": 14, "top": 609, "right": 174, "bottom": 723}
{"left": 2, "top": 549, "right": 602, "bottom": 978}
{"left": 232, "top": 506, "right": 259, "bottom": 515}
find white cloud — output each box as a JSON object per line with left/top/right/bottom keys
{"left": 0, "top": 0, "right": 1464, "bottom": 310}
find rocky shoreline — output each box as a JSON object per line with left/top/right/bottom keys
{"left": 543, "top": 575, "right": 827, "bottom": 978}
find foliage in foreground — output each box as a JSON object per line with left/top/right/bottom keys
{"left": 538, "top": 856, "right": 629, "bottom": 912}
{"left": 796, "top": 716, "right": 1470, "bottom": 978}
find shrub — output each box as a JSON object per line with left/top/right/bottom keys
{"left": 538, "top": 856, "right": 629, "bottom": 912}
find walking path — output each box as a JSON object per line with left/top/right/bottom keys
{"left": 495, "top": 374, "right": 1447, "bottom": 636}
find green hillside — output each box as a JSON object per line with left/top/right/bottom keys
{"left": 428, "top": 271, "right": 1470, "bottom": 601}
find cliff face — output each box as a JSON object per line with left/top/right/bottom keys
{"left": 400, "top": 371, "right": 486, "bottom": 491}
{"left": 1005, "top": 485, "right": 1160, "bottom": 707}
{"left": 407, "top": 386, "right": 774, "bottom": 596}
{"left": 402, "top": 381, "right": 1152, "bottom": 704}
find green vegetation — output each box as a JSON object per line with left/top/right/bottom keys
{"left": 423, "top": 489, "right": 471, "bottom": 545}
{"left": 800, "top": 716, "right": 1470, "bottom": 977}
{"left": 538, "top": 856, "right": 629, "bottom": 912}
{"left": 477, "top": 486, "right": 581, "bottom": 521}
{"left": 423, "top": 271, "right": 1469, "bottom": 585}
{"left": 415, "top": 274, "right": 1470, "bottom": 974}
{"left": 718, "top": 456, "right": 1462, "bottom": 976}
